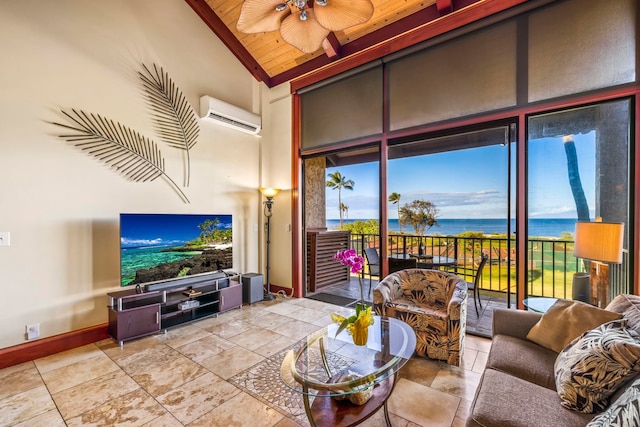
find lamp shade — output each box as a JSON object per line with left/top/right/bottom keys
{"left": 259, "top": 187, "right": 281, "bottom": 198}
{"left": 574, "top": 221, "right": 624, "bottom": 263}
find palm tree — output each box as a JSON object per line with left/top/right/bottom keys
{"left": 389, "top": 192, "right": 402, "bottom": 232}
{"left": 340, "top": 203, "right": 349, "bottom": 220}
{"left": 562, "top": 135, "right": 590, "bottom": 221}
{"left": 326, "top": 171, "right": 354, "bottom": 228}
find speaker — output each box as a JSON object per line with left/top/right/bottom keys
{"left": 572, "top": 273, "right": 591, "bottom": 303}
{"left": 242, "top": 273, "right": 264, "bottom": 304}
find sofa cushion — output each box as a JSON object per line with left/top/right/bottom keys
{"left": 488, "top": 334, "right": 558, "bottom": 390}
{"left": 526, "top": 299, "right": 622, "bottom": 353}
{"left": 586, "top": 376, "right": 640, "bottom": 427}
{"left": 606, "top": 294, "right": 640, "bottom": 334}
{"left": 555, "top": 319, "right": 640, "bottom": 413}
{"left": 467, "top": 368, "right": 595, "bottom": 427}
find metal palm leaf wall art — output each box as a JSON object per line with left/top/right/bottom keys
{"left": 138, "top": 63, "right": 199, "bottom": 187}
{"left": 53, "top": 62, "right": 200, "bottom": 204}
{"left": 54, "top": 109, "right": 190, "bottom": 204}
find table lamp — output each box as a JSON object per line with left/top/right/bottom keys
{"left": 260, "top": 187, "right": 280, "bottom": 301}
{"left": 573, "top": 220, "right": 624, "bottom": 307}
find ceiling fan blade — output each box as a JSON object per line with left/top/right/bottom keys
{"left": 314, "top": 0, "right": 374, "bottom": 32}
{"left": 237, "top": 0, "right": 291, "bottom": 33}
{"left": 280, "top": 10, "right": 331, "bottom": 54}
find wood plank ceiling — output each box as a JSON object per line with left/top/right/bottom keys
{"left": 185, "top": 0, "right": 532, "bottom": 88}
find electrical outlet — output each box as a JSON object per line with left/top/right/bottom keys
{"left": 26, "top": 323, "right": 40, "bottom": 340}
{"left": 0, "top": 232, "right": 9, "bottom": 246}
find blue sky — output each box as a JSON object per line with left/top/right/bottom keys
{"left": 326, "top": 133, "right": 596, "bottom": 220}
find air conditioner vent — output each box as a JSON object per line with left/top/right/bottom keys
{"left": 199, "top": 95, "right": 261, "bottom": 135}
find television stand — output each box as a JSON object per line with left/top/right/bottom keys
{"left": 107, "top": 272, "right": 242, "bottom": 346}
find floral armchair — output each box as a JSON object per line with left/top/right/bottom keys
{"left": 373, "top": 268, "right": 467, "bottom": 366}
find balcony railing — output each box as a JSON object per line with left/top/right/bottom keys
{"left": 349, "top": 233, "right": 629, "bottom": 300}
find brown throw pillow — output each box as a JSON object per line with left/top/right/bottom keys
{"left": 526, "top": 299, "right": 622, "bottom": 353}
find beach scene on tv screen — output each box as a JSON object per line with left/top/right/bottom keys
{"left": 120, "top": 213, "right": 232, "bottom": 286}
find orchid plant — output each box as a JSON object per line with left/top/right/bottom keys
{"left": 330, "top": 249, "right": 374, "bottom": 343}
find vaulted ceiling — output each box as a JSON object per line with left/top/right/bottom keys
{"left": 185, "top": 0, "right": 531, "bottom": 88}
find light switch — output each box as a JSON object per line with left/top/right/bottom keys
{"left": 0, "top": 232, "right": 9, "bottom": 246}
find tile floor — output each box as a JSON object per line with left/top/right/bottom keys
{"left": 0, "top": 296, "right": 491, "bottom": 426}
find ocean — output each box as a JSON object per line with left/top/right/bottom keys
{"left": 326, "top": 218, "right": 577, "bottom": 238}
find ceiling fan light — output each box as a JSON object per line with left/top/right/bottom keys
{"left": 315, "top": 0, "right": 328, "bottom": 6}
{"left": 300, "top": 10, "right": 308, "bottom": 21}
{"left": 275, "top": 3, "right": 287, "bottom": 12}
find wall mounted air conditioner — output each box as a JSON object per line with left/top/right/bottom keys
{"left": 199, "top": 95, "right": 261, "bottom": 135}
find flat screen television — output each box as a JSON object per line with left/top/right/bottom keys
{"left": 120, "top": 213, "right": 233, "bottom": 287}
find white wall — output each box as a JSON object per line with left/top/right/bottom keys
{"left": 259, "top": 83, "right": 293, "bottom": 293}
{"left": 0, "top": 0, "right": 285, "bottom": 348}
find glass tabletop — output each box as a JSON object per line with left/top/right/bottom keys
{"left": 523, "top": 297, "right": 559, "bottom": 313}
{"left": 280, "top": 316, "right": 416, "bottom": 397}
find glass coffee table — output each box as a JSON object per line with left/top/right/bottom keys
{"left": 280, "top": 316, "right": 416, "bottom": 427}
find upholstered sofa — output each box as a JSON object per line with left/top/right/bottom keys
{"left": 373, "top": 268, "right": 467, "bottom": 366}
{"left": 467, "top": 294, "right": 640, "bottom": 427}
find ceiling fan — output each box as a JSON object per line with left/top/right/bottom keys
{"left": 237, "top": 0, "right": 374, "bottom": 54}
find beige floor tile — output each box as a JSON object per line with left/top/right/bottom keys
{"left": 131, "top": 355, "right": 208, "bottom": 397}
{"left": 246, "top": 312, "right": 293, "bottom": 330}
{"left": 274, "top": 319, "right": 323, "bottom": 340}
{"left": 273, "top": 416, "right": 306, "bottom": 427}
{"left": 155, "top": 324, "right": 211, "bottom": 349}
{"left": 460, "top": 348, "right": 479, "bottom": 371}
{"left": 456, "top": 397, "right": 473, "bottom": 420}
{"left": 97, "top": 334, "right": 166, "bottom": 362}
{"left": 465, "top": 334, "right": 492, "bottom": 353}
{"left": 52, "top": 370, "right": 140, "bottom": 420}
{"left": 41, "top": 354, "right": 120, "bottom": 394}
{"left": 397, "top": 356, "right": 440, "bottom": 387}
{"left": 65, "top": 388, "right": 166, "bottom": 427}
{"left": 156, "top": 372, "right": 240, "bottom": 425}
{"left": 227, "top": 327, "right": 289, "bottom": 351}
{"left": 472, "top": 349, "right": 488, "bottom": 374}
{"left": 141, "top": 412, "right": 183, "bottom": 427}
{"left": 0, "top": 297, "right": 492, "bottom": 427}
{"left": 253, "top": 334, "right": 298, "bottom": 357}
{"left": 207, "top": 319, "right": 255, "bottom": 339}
{"left": 430, "top": 365, "right": 482, "bottom": 401}
{"left": 176, "top": 334, "right": 236, "bottom": 362}
{"left": 0, "top": 385, "right": 56, "bottom": 426}
{"left": 188, "top": 390, "right": 284, "bottom": 426}
{"left": 34, "top": 343, "right": 102, "bottom": 373}
{"left": 284, "top": 307, "right": 330, "bottom": 324}
{"left": 199, "top": 346, "right": 265, "bottom": 379}
{"left": 263, "top": 302, "right": 305, "bottom": 317}
{"left": 222, "top": 304, "right": 267, "bottom": 320}
{"left": 115, "top": 343, "right": 180, "bottom": 374}
{"left": 0, "top": 361, "right": 44, "bottom": 400}
{"left": 388, "top": 378, "right": 460, "bottom": 427}
{"left": 13, "top": 408, "right": 66, "bottom": 427}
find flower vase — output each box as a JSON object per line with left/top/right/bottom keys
{"left": 352, "top": 324, "right": 368, "bottom": 346}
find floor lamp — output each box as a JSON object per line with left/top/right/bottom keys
{"left": 260, "top": 187, "right": 280, "bottom": 301}
{"left": 573, "top": 220, "right": 624, "bottom": 308}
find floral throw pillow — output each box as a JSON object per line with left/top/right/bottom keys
{"left": 587, "top": 377, "right": 640, "bottom": 426}
{"left": 554, "top": 319, "right": 640, "bottom": 413}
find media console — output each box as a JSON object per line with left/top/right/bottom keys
{"left": 107, "top": 272, "right": 242, "bottom": 346}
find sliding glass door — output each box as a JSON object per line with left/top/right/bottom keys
{"left": 527, "top": 99, "right": 632, "bottom": 301}
{"left": 387, "top": 125, "right": 516, "bottom": 335}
